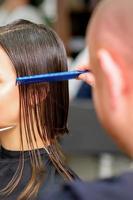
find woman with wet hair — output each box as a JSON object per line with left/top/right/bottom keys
{"left": 0, "top": 19, "right": 78, "bottom": 200}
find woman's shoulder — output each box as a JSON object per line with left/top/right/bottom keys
{"left": 66, "top": 167, "right": 80, "bottom": 180}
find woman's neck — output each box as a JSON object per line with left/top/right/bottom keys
{"left": 0, "top": 125, "right": 46, "bottom": 151}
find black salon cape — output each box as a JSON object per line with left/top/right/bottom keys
{"left": 46, "top": 171, "right": 133, "bottom": 200}
{"left": 0, "top": 147, "right": 78, "bottom": 200}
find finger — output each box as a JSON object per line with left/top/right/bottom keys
{"left": 78, "top": 72, "right": 95, "bottom": 86}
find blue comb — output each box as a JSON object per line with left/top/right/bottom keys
{"left": 16, "top": 70, "right": 89, "bottom": 84}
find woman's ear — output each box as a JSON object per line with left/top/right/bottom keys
{"left": 97, "top": 49, "right": 124, "bottom": 109}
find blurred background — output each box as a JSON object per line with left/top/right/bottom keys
{"left": 0, "top": 0, "right": 132, "bottom": 181}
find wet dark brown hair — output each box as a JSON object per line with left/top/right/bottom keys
{"left": 0, "top": 20, "right": 73, "bottom": 200}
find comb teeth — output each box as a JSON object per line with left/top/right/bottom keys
{"left": 16, "top": 70, "right": 88, "bottom": 85}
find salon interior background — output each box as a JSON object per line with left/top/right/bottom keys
{"left": 0, "top": 0, "right": 131, "bottom": 180}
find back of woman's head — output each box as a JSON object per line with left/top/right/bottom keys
{"left": 0, "top": 20, "right": 72, "bottom": 200}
